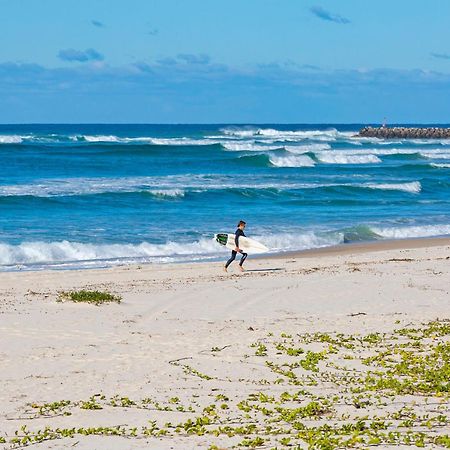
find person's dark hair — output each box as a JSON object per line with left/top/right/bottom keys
{"left": 238, "top": 220, "right": 246, "bottom": 227}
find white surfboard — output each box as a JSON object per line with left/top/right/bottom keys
{"left": 215, "top": 233, "right": 269, "bottom": 254}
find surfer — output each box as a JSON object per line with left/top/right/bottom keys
{"left": 224, "top": 220, "right": 248, "bottom": 272}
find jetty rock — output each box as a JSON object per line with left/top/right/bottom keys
{"left": 358, "top": 126, "right": 450, "bottom": 139}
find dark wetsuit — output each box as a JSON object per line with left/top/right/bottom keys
{"left": 225, "top": 228, "right": 248, "bottom": 268}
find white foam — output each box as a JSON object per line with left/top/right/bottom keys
{"left": 0, "top": 178, "right": 155, "bottom": 197}
{"left": 79, "top": 135, "right": 221, "bottom": 146}
{"left": 221, "top": 128, "right": 257, "bottom": 138}
{"left": 364, "top": 181, "right": 421, "bottom": 194}
{"left": 255, "top": 129, "right": 337, "bottom": 138}
{"left": 354, "top": 137, "right": 403, "bottom": 145}
{"left": 5, "top": 223, "right": 449, "bottom": 269}
{"left": 0, "top": 135, "right": 23, "bottom": 144}
{"left": 255, "top": 231, "right": 342, "bottom": 252}
{"left": 316, "top": 152, "right": 381, "bottom": 164}
{"left": 372, "top": 224, "right": 450, "bottom": 239}
{"left": 149, "top": 189, "right": 185, "bottom": 198}
{"left": 421, "top": 152, "right": 450, "bottom": 160}
{"left": 0, "top": 230, "right": 347, "bottom": 268}
{"left": 82, "top": 135, "right": 122, "bottom": 142}
{"left": 222, "top": 142, "right": 282, "bottom": 151}
{"left": 0, "top": 176, "right": 216, "bottom": 197}
{"left": 80, "top": 135, "right": 152, "bottom": 143}
{"left": 150, "top": 138, "right": 221, "bottom": 146}
{"left": 431, "top": 163, "right": 450, "bottom": 168}
{"left": 221, "top": 127, "right": 341, "bottom": 141}
{"left": 269, "top": 155, "right": 315, "bottom": 168}
{"left": 0, "top": 238, "right": 220, "bottom": 267}
{"left": 343, "top": 140, "right": 363, "bottom": 146}
{"left": 361, "top": 148, "right": 419, "bottom": 156}
{"left": 352, "top": 137, "right": 447, "bottom": 145}
{"left": 318, "top": 148, "right": 418, "bottom": 156}
{"left": 0, "top": 176, "right": 423, "bottom": 197}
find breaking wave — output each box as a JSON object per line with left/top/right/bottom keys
{"left": 222, "top": 142, "right": 283, "bottom": 151}
{"left": 79, "top": 135, "right": 222, "bottom": 146}
{"left": 0, "top": 135, "right": 23, "bottom": 144}
{"left": 0, "top": 238, "right": 219, "bottom": 268}
{"left": 420, "top": 152, "right": 450, "bottom": 160}
{"left": 221, "top": 127, "right": 346, "bottom": 141}
{"left": 431, "top": 163, "right": 450, "bottom": 168}
{"left": 0, "top": 133, "right": 225, "bottom": 146}
{"left": 269, "top": 155, "right": 316, "bottom": 168}
{"left": 364, "top": 182, "right": 421, "bottom": 193}
{"left": 372, "top": 224, "right": 450, "bottom": 239}
{"left": 148, "top": 189, "right": 185, "bottom": 198}
{"left": 0, "top": 176, "right": 422, "bottom": 198}
{"left": 2, "top": 222, "right": 449, "bottom": 270}
{"left": 0, "top": 231, "right": 344, "bottom": 269}
{"left": 316, "top": 153, "right": 381, "bottom": 164}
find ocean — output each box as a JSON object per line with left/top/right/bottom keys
{"left": 1, "top": 123, "right": 449, "bottom": 271}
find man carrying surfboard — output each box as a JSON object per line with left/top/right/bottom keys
{"left": 224, "top": 220, "right": 248, "bottom": 272}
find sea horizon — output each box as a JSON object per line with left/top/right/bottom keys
{"left": 2, "top": 122, "right": 450, "bottom": 126}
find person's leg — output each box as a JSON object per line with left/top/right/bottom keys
{"left": 224, "top": 251, "right": 237, "bottom": 271}
{"left": 239, "top": 252, "right": 248, "bottom": 271}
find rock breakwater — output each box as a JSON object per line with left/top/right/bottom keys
{"left": 359, "top": 126, "right": 450, "bottom": 139}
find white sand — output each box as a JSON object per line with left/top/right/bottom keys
{"left": 0, "top": 240, "right": 449, "bottom": 449}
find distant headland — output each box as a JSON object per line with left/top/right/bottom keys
{"left": 359, "top": 126, "right": 450, "bottom": 139}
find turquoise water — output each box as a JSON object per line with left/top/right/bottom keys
{"left": 1, "top": 124, "right": 449, "bottom": 270}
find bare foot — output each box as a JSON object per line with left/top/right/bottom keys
{"left": 223, "top": 265, "right": 228, "bottom": 273}
{"left": 239, "top": 265, "right": 245, "bottom": 272}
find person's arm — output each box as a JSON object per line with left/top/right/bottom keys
{"left": 234, "top": 230, "right": 242, "bottom": 251}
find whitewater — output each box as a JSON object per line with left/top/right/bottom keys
{"left": 1, "top": 123, "right": 449, "bottom": 270}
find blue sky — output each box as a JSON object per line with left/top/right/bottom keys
{"left": 1, "top": 0, "right": 450, "bottom": 123}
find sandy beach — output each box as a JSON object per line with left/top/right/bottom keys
{"left": 1, "top": 238, "right": 449, "bottom": 449}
